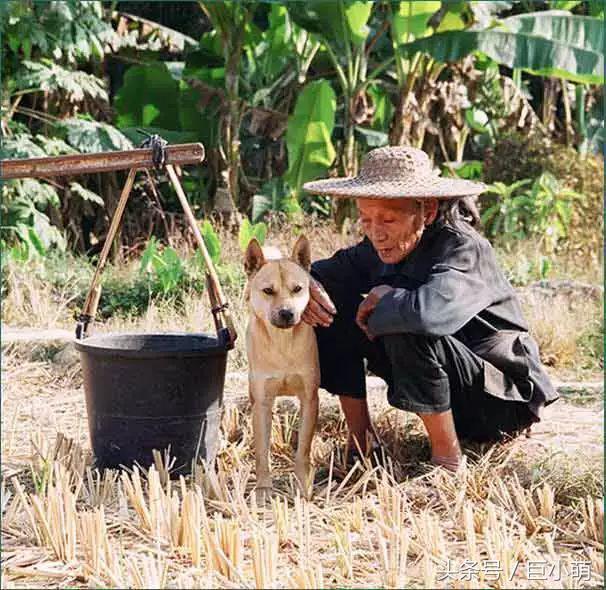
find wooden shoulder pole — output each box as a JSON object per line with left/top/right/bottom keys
{"left": 0, "top": 143, "right": 205, "bottom": 179}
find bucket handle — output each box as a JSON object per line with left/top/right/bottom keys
{"left": 76, "top": 167, "right": 138, "bottom": 340}
{"left": 166, "top": 164, "right": 236, "bottom": 350}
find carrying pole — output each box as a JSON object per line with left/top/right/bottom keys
{"left": 1, "top": 143, "right": 236, "bottom": 346}
{"left": 0, "top": 143, "right": 205, "bottom": 179}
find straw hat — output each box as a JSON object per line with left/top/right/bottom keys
{"left": 302, "top": 146, "right": 485, "bottom": 199}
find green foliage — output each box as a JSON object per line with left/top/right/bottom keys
{"left": 483, "top": 133, "right": 603, "bottom": 259}
{"left": 17, "top": 60, "right": 108, "bottom": 102}
{"left": 367, "top": 84, "right": 394, "bottom": 133}
{"left": 482, "top": 173, "right": 583, "bottom": 251}
{"left": 504, "top": 10, "right": 603, "bottom": 56}
{"left": 0, "top": 1, "right": 118, "bottom": 67}
{"left": 199, "top": 220, "right": 221, "bottom": 266}
{"left": 3, "top": 0, "right": 602, "bottom": 258}
{"left": 55, "top": 118, "right": 133, "bottom": 153}
{"left": 252, "top": 178, "right": 301, "bottom": 222}
{"left": 399, "top": 12, "right": 604, "bottom": 84}
{"left": 1, "top": 176, "right": 65, "bottom": 258}
{"left": 288, "top": 1, "right": 372, "bottom": 49}
{"left": 391, "top": 1, "right": 441, "bottom": 42}
{"left": 446, "top": 160, "right": 483, "bottom": 180}
{"left": 2, "top": 133, "right": 46, "bottom": 158}
{"left": 522, "top": 172, "right": 584, "bottom": 250}
{"left": 238, "top": 218, "right": 268, "bottom": 252}
{"left": 481, "top": 179, "right": 534, "bottom": 239}
{"left": 115, "top": 63, "right": 181, "bottom": 130}
{"left": 139, "top": 237, "right": 187, "bottom": 295}
{"left": 286, "top": 80, "right": 336, "bottom": 198}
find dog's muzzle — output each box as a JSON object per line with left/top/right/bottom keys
{"left": 272, "top": 308, "right": 296, "bottom": 329}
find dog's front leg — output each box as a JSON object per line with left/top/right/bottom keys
{"left": 251, "top": 388, "right": 274, "bottom": 494}
{"left": 295, "top": 391, "right": 319, "bottom": 499}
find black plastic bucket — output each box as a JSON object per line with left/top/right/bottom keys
{"left": 74, "top": 332, "right": 227, "bottom": 474}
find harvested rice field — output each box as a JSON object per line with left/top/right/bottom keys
{"left": 1, "top": 341, "right": 603, "bottom": 589}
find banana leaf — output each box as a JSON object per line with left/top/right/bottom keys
{"left": 399, "top": 13, "right": 604, "bottom": 84}
{"left": 288, "top": 0, "right": 372, "bottom": 48}
{"left": 285, "top": 79, "right": 336, "bottom": 198}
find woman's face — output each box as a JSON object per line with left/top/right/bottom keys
{"left": 357, "top": 198, "right": 438, "bottom": 264}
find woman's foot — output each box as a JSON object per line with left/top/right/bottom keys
{"left": 417, "top": 409, "right": 463, "bottom": 470}
{"left": 430, "top": 453, "right": 465, "bottom": 472}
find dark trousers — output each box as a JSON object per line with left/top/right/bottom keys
{"left": 315, "top": 291, "right": 536, "bottom": 443}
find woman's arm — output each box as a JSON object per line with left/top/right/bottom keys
{"left": 303, "top": 237, "right": 379, "bottom": 327}
{"left": 311, "top": 237, "right": 378, "bottom": 295}
{"left": 366, "top": 236, "right": 493, "bottom": 338}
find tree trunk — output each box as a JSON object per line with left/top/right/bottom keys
{"left": 223, "top": 41, "right": 241, "bottom": 216}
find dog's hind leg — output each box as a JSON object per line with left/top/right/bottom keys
{"left": 251, "top": 390, "right": 274, "bottom": 495}
{"left": 294, "top": 391, "right": 319, "bottom": 499}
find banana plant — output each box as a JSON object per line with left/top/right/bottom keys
{"left": 384, "top": 1, "right": 445, "bottom": 146}
{"left": 288, "top": 0, "right": 374, "bottom": 181}
{"left": 285, "top": 79, "right": 337, "bottom": 201}
{"left": 198, "top": 1, "right": 258, "bottom": 218}
{"left": 399, "top": 11, "right": 604, "bottom": 84}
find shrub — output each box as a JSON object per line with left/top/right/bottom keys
{"left": 482, "top": 173, "right": 583, "bottom": 252}
{"left": 483, "top": 133, "right": 604, "bottom": 260}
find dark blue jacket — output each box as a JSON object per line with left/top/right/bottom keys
{"left": 311, "top": 220, "right": 558, "bottom": 419}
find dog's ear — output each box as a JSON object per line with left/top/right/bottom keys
{"left": 291, "top": 234, "right": 311, "bottom": 271}
{"left": 244, "top": 238, "right": 265, "bottom": 276}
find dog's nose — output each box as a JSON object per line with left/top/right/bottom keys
{"left": 278, "top": 308, "right": 294, "bottom": 323}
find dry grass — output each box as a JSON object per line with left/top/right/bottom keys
{"left": 1, "top": 344, "right": 603, "bottom": 589}
{"left": 520, "top": 292, "right": 603, "bottom": 372}
{"left": 1, "top": 218, "right": 359, "bottom": 373}
{"left": 2, "top": 219, "right": 602, "bottom": 377}
{"left": 1, "top": 219, "right": 603, "bottom": 588}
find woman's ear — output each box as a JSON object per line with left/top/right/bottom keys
{"left": 425, "top": 198, "right": 439, "bottom": 225}
{"left": 291, "top": 234, "right": 311, "bottom": 271}
{"left": 244, "top": 238, "right": 265, "bottom": 276}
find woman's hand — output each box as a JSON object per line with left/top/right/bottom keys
{"left": 302, "top": 278, "right": 337, "bottom": 327}
{"left": 356, "top": 285, "right": 394, "bottom": 340}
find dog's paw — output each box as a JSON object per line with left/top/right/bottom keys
{"left": 294, "top": 467, "right": 314, "bottom": 500}
{"left": 254, "top": 485, "right": 274, "bottom": 507}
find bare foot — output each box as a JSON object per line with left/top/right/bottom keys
{"left": 430, "top": 453, "right": 465, "bottom": 473}
{"left": 254, "top": 486, "right": 273, "bottom": 507}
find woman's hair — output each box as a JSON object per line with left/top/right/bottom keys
{"left": 435, "top": 196, "right": 480, "bottom": 230}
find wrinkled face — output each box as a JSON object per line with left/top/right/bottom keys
{"left": 358, "top": 198, "right": 438, "bottom": 264}
{"left": 245, "top": 235, "right": 312, "bottom": 329}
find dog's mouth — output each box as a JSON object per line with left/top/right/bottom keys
{"left": 270, "top": 310, "right": 298, "bottom": 329}
{"left": 270, "top": 317, "right": 297, "bottom": 329}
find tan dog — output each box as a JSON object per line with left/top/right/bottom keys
{"left": 244, "top": 235, "right": 320, "bottom": 498}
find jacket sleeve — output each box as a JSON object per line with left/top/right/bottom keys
{"left": 310, "top": 237, "right": 378, "bottom": 296}
{"left": 367, "top": 236, "right": 494, "bottom": 338}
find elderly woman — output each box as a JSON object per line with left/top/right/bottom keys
{"left": 302, "top": 147, "right": 558, "bottom": 471}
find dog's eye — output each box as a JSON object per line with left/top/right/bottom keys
{"left": 262, "top": 287, "right": 275, "bottom": 296}
{"left": 292, "top": 285, "right": 303, "bottom": 293}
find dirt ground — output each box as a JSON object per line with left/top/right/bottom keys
{"left": 1, "top": 336, "right": 603, "bottom": 589}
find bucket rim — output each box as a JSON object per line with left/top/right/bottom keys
{"left": 74, "top": 331, "right": 229, "bottom": 359}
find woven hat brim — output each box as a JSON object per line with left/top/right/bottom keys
{"left": 302, "top": 175, "right": 485, "bottom": 199}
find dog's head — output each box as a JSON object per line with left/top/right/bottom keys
{"left": 244, "top": 235, "right": 311, "bottom": 329}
